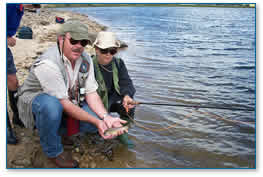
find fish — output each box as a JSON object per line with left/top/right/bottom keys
{"left": 104, "top": 125, "right": 129, "bottom": 136}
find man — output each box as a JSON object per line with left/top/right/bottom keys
{"left": 92, "top": 32, "right": 136, "bottom": 147}
{"left": 17, "top": 20, "right": 127, "bottom": 168}
{"left": 7, "top": 4, "right": 42, "bottom": 144}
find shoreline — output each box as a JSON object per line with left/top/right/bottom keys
{"left": 43, "top": 3, "right": 255, "bottom": 8}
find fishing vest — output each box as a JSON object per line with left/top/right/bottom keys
{"left": 92, "top": 55, "right": 121, "bottom": 110}
{"left": 32, "top": 47, "right": 90, "bottom": 106}
{"left": 17, "top": 46, "right": 91, "bottom": 129}
{"left": 68, "top": 57, "right": 90, "bottom": 106}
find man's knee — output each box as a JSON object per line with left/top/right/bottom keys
{"left": 44, "top": 101, "right": 62, "bottom": 121}
{"left": 34, "top": 94, "right": 63, "bottom": 122}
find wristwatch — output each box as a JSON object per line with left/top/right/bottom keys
{"left": 102, "top": 113, "right": 109, "bottom": 120}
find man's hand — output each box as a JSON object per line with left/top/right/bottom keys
{"left": 104, "top": 115, "right": 127, "bottom": 129}
{"left": 7, "top": 37, "right": 16, "bottom": 47}
{"left": 123, "top": 95, "right": 135, "bottom": 112}
{"left": 97, "top": 119, "right": 115, "bottom": 139}
{"left": 97, "top": 116, "right": 127, "bottom": 139}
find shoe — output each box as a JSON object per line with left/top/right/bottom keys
{"left": 7, "top": 129, "right": 17, "bottom": 145}
{"left": 7, "top": 114, "right": 18, "bottom": 145}
{"left": 117, "top": 133, "right": 134, "bottom": 148}
{"left": 62, "top": 136, "right": 74, "bottom": 146}
{"left": 49, "top": 151, "right": 79, "bottom": 168}
{"left": 8, "top": 90, "right": 25, "bottom": 128}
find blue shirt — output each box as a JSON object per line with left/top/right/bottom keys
{"left": 7, "top": 4, "right": 24, "bottom": 37}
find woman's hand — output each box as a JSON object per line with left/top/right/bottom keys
{"left": 123, "top": 95, "right": 135, "bottom": 112}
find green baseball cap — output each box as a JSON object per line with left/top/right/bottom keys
{"left": 58, "top": 19, "right": 90, "bottom": 40}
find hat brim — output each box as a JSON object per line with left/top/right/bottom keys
{"left": 93, "top": 40, "right": 121, "bottom": 49}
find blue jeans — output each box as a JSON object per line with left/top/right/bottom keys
{"left": 32, "top": 93, "right": 99, "bottom": 158}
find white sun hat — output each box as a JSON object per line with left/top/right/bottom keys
{"left": 93, "top": 31, "right": 121, "bottom": 49}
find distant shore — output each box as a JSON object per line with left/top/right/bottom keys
{"left": 43, "top": 3, "right": 255, "bottom": 8}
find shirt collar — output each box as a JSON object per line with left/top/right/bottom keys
{"left": 62, "top": 54, "right": 83, "bottom": 67}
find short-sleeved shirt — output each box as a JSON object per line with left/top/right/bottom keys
{"left": 33, "top": 54, "right": 98, "bottom": 100}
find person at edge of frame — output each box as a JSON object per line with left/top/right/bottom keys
{"left": 7, "top": 3, "right": 41, "bottom": 145}
{"left": 16, "top": 19, "right": 127, "bottom": 168}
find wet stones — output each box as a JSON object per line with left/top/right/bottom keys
{"left": 10, "top": 158, "right": 32, "bottom": 168}
{"left": 40, "top": 21, "right": 50, "bottom": 26}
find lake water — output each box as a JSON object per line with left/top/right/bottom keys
{"left": 62, "top": 6, "right": 256, "bottom": 168}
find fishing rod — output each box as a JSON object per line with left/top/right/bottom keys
{"left": 132, "top": 101, "right": 255, "bottom": 112}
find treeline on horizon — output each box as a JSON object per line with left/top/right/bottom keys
{"left": 43, "top": 3, "right": 255, "bottom": 8}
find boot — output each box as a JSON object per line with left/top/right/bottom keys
{"left": 117, "top": 132, "right": 134, "bottom": 148}
{"left": 110, "top": 103, "right": 135, "bottom": 147}
{"left": 118, "top": 113, "right": 134, "bottom": 148}
{"left": 7, "top": 113, "right": 18, "bottom": 145}
{"left": 8, "top": 90, "right": 24, "bottom": 128}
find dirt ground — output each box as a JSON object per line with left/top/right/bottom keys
{"left": 7, "top": 123, "right": 125, "bottom": 168}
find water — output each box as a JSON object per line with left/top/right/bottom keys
{"left": 61, "top": 6, "right": 256, "bottom": 168}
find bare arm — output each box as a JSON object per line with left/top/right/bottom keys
{"left": 60, "top": 98, "right": 101, "bottom": 124}
{"left": 60, "top": 98, "right": 110, "bottom": 139}
{"left": 85, "top": 91, "right": 108, "bottom": 119}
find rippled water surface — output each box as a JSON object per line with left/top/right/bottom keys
{"left": 62, "top": 6, "right": 255, "bottom": 168}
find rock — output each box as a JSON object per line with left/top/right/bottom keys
{"left": 11, "top": 158, "right": 32, "bottom": 167}
{"left": 24, "top": 63, "right": 32, "bottom": 69}
{"left": 88, "top": 155, "right": 93, "bottom": 161}
{"left": 12, "top": 165, "right": 25, "bottom": 168}
{"left": 32, "top": 55, "right": 38, "bottom": 59}
{"left": 79, "top": 163, "right": 89, "bottom": 168}
{"left": 90, "top": 161, "right": 96, "bottom": 168}
{"left": 40, "top": 21, "right": 50, "bottom": 26}
{"left": 74, "top": 147, "right": 80, "bottom": 153}
{"left": 36, "top": 51, "right": 43, "bottom": 55}
{"left": 73, "top": 154, "right": 81, "bottom": 163}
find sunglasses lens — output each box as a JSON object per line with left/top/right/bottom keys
{"left": 70, "top": 38, "right": 79, "bottom": 45}
{"left": 100, "top": 49, "right": 108, "bottom": 54}
{"left": 100, "top": 48, "right": 117, "bottom": 55}
{"left": 80, "top": 40, "right": 90, "bottom": 47}
{"left": 69, "top": 38, "right": 90, "bottom": 47}
{"left": 109, "top": 49, "right": 117, "bottom": 55}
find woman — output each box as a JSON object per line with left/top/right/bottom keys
{"left": 92, "top": 32, "right": 136, "bottom": 147}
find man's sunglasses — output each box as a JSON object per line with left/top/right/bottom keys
{"left": 99, "top": 47, "right": 117, "bottom": 55}
{"left": 68, "top": 37, "right": 91, "bottom": 47}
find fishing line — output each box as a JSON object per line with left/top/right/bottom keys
{"left": 125, "top": 109, "right": 195, "bottom": 132}
{"left": 194, "top": 109, "right": 255, "bottom": 126}
{"left": 125, "top": 104, "right": 255, "bottom": 132}
{"left": 135, "top": 102, "right": 255, "bottom": 112}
